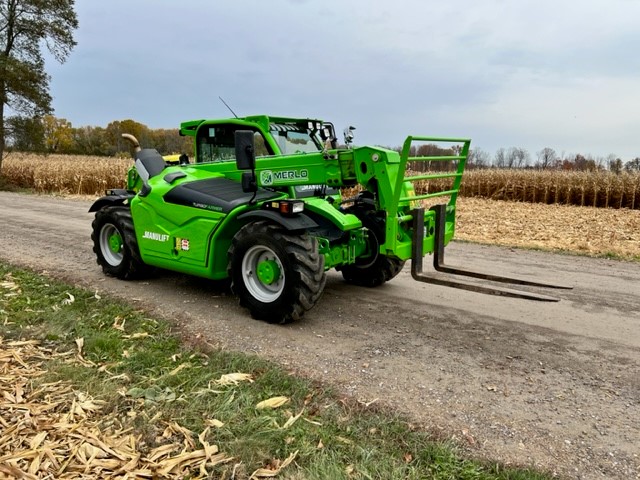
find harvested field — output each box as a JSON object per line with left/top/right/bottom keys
{"left": 417, "top": 169, "right": 640, "bottom": 210}
{"left": 455, "top": 197, "right": 640, "bottom": 259}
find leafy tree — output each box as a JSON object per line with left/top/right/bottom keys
{"left": 42, "top": 114, "right": 73, "bottom": 152}
{"left": 625, "top": 158, "right": 640, "bottom": 172}
{"left": 149, "top": 128, "right": 193, "bottom": 156}
{"left": 5, "top": 114, "right": 44, "bottom": 151}
{"left": 71, "top": 125, "right": 108, "bottom": 156}
{"left": 604, "top": 154, "right": 620, "bottom": 174}
{"left": 105, "top": 119, "right": 150, "bottom": 155}
{"left": 609, "top": 157, "right": 623, "bottom": 174}
{"left": 572, "top": 154, "right": 597, "bottom": 171}
{"left": 0, "top": 0, "right": 78, "bottom": 173}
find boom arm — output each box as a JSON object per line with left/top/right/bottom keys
{"left": 237, "top": 136, "right": 470, "bottom": 262}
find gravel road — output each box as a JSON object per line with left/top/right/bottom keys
{"left": 0, "top": 192, "right": 638, "bottom": 479}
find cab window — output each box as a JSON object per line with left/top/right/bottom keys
{"left": 196, "top": 125, "right": 270, "bottom": 163}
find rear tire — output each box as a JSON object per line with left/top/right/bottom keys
{"left": 91, "top": 206, "right": 148, "bottom": 279}
{"left": 228, "top": 221, "right": 326, "bottom": 323}
{"left": 339, "top": 208, "right": 405, "bottom": 287}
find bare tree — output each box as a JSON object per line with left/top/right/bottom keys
{"left": 608, "top": 155, "right": 623, "bottom": 173}
{"left": 467, "top": 147, "right": 490, "bottom": 169}
{"left": 506, "top": 147, "right": 530, "bottom": 168}
{"left": 536, "top": 147, "right": 557, "bottom": 170}
{"left": 505, "top": 148, "right": 516, "bottom": 168}
{"left": 494, "top": 147, "right": 507, "bottom": 168}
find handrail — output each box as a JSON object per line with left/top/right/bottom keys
{"left": 406, "top": 155, "right": 465, "bottom": 162}
{"left": 395, "top": 135, "right": 471, "bottom": 208}
{"left": 404, "top": 172, "right": 463, "bottom": 182}
{"left": 399, "top": 189, "right": 458, "bottom": 203}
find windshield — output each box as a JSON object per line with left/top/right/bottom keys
{"left": 269, "top": 123, "right": 323, "bottom": 154}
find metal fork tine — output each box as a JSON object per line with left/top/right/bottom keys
{"left": 411, "top": 205, "right": 571, "bottom": 301}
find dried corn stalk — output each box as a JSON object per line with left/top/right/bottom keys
{"left": 0, "top": 338, "right": 233, "bottom": 478}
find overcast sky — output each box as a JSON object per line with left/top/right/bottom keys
{"left": 46, "top": 0, "right": 640, "bottom": 160}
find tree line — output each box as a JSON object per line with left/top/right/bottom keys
{"left": 404, "top": 144, "right": 640, "bottom": 173}
{"left": 4, "top": 114, "right": 192, "bottom": 157}
{"left": 8, "top": 116, "right": 640, "bottom": 175}
{"left": 467, "top": 146, "right": 640, "bottom": 172}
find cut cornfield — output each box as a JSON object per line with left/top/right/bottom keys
{"left": 2, "top": 153, "right": 130, "bottom": 196}
{"left": 414, "top": 169, "right": 640, "bottom": 210}
{"left": 2, "top": 153, "right": 640, "bottom": 209}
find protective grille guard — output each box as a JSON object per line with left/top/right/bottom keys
{"left": 411, "top": 205, "right": 573, "bottom": 301}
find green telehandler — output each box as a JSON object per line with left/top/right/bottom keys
{"left": 90, "top": 115, "right": 569, "bottom": 323}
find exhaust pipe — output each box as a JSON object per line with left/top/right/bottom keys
{"left": 121, "top": 133, "right": 141, "bottom": 154}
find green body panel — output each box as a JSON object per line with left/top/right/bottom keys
{"left": 130, "top": 195, "right": 226, "bottom": 279}
{"left": 317, "top": 231, "right": 368, "bottom": 269}
{"left": 302, "top": 197, "right": 361, "bottom": 230}
{"left": 128, "top": 163, "right": 283, "bottom": 280}
{"left": 114, "top": 115, "right": 469, "bottom": 281}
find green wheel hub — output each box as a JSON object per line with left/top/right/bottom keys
{"left": 241, "top": 245, "right": 285, "bottom": 303}
{"left": 257, "top": 259, "right": 281, "bottom": 285}
{"left": 108, "top": 232, "right": 123, "bottom": 253}
{"left": 99, "top": 223, "right": 125, "bottom": 267}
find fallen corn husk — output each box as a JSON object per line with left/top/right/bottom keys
{"left": 0, "top": 338, "right": 233, "bottom": 478}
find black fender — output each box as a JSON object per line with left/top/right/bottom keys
{"left": 88, "top": 189, "right": 136, "bottom": 213}
{"left": 237, "top": 210, "right": 318, "bottom": 231}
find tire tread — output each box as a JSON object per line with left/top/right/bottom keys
{"left": 228, "top": 221, "right": 326, "bottom": 323}
{"left": 91, "top": 206, "right": 149, "bottom": 280}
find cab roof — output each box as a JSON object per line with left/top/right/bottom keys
{"left": 180, "top": 115, "right": 324, "bottom": 137}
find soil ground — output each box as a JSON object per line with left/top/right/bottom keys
{"left": 0, "top": 192, "right": 638, "bottom": 479}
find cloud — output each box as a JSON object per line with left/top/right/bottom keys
{"left": 45, "top": 0, "right": 640, "bottom": 158}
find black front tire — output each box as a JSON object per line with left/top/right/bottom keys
{"left": 228, "top": 221, "right": 326, "bottom": 323}
{"left": 91, "top": 206, "right": 148, "bottom": 279}
{"left": 339, "top": 208, "right": 405, "bottom": 287}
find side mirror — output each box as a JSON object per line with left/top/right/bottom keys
{"left": 241, "top": 171, "right": 257, "bottom": 193}
{"left": 235, "top": 130, "right": 256, "bottom": 170}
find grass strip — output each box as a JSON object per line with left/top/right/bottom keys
{"left": 0, "top": 261, "right": 551, "bottom": 479}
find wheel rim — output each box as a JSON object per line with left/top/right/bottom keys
{"left": 100, "top": 223, "right": 124, "bottom": 266}
{"left": 241, "top": 245, "right": 285, "bottom": 303}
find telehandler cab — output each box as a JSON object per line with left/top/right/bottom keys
{"left": 90, "top": 115, "right": 569, "bottom": 323}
